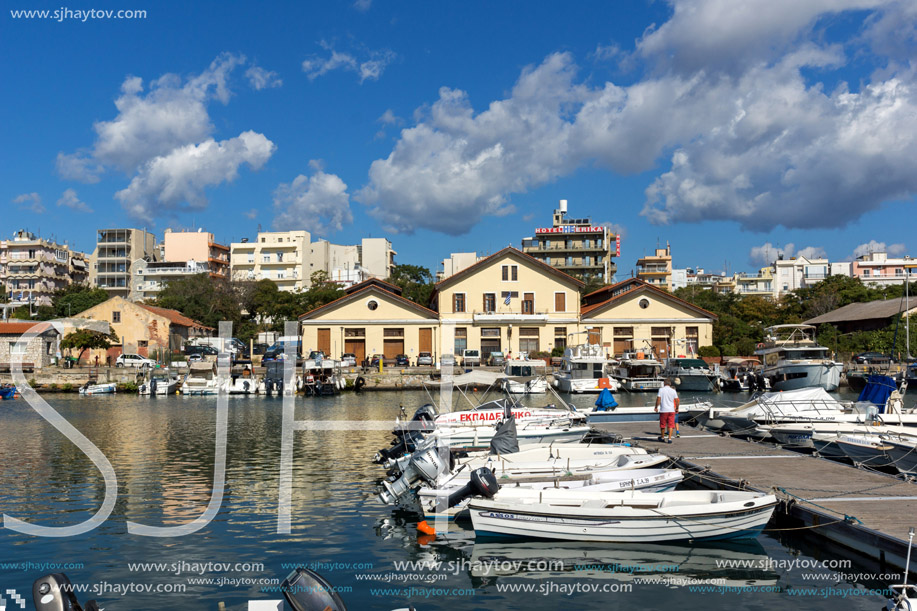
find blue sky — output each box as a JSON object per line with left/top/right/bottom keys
{"left": 3, "top": 0, "right": 916, "bottom": 278}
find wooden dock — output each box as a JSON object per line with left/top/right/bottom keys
{"left": 593, "top": 421, "right": 917, "bottom": 572}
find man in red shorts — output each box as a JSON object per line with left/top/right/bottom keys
{"left": 654, "top": 378, "right": 679, "bottom": 444}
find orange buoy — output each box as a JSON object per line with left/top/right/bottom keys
{"left": 416, "top": 533, "right": 436, "bottom": 546}
{"left": 416, "top": 520, "right": 436, "bottom": 536}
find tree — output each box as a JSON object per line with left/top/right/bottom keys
{"left": 61, "top": 329, "right": 114, "bottom": 362}
{"left": 47, "top": 284, "right": 110, "bottom": 319}
{"left": 155, "top": 274, "right": 243, "bottom": 329}
{"left": 301, "top": 271, "right": 345, "bottom": 312}
{"left": 387, "top": 264, "right": 435, "bottom": 306}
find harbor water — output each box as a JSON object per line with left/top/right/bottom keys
{"left": 0, "top": 388, "right": 901, "bottom": 609}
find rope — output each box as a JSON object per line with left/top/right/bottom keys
{"left": 775, "top": 486, "right": 864, "bottom": 525}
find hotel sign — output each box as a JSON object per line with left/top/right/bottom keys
{"left": 535, "top": 226, "right": 606, "bottom": 234}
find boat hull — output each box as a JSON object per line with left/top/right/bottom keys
{"left": 671, "top": 374, "right": 714, "bottom": 392}
{"left": 469, "top": 492, "right": 777, "bottom": 543}
{"left": 554, "top": 377, "right": 619, "bottom": 394}
{"left": 766, "top": 363, "right": 841, "bottom": 392}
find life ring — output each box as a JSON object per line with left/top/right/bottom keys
{"left": 756, "top": 343, "right": 765, "bottom": 349}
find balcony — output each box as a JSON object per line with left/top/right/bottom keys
{"left": 524, "top": 244, "right": 607, "bottom": 254}
{"left": 471, "top": 309, "right": 549, "bottom": 323}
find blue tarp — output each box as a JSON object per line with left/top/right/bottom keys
{"left": 857, "top": 374, "right": 896, "bottom": 411}
{"left": 594, "top": 388, "right": 619, "bottom": 411}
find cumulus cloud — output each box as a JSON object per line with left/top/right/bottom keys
{"left": 57, "top": 53, "right": 246, "bottom": 179}
{"left": 243, "top": 208, "right": 258, "bottom": 220}
{"left": 302, "top": 41, "right": 395, "bottom": 83}
{"left": 115, "top": 131, "right": 276, "bottom": 222}
{"left": 362, "top": 2, "right": 917, "bottom": 235}
{"left": 272, "top": 168, "right": 353, "bottom": 236}
{"left": 600, "top": 222, "right": 627, "bottom": 239}
{"left": 13, "top": 192, "right": 44, "bottom": 214}
{"left": 245, "top": 66, "right": 282, "bottom": 90}
{"left": 56, "top": 188, "right": 93, "bottom": 213}
{"left": 749, "top": 242, "right": 826, "bottom": 265}
{"left": 852, "top": 240, "right": 908, "bottom": 259}
{"left": 353, "top": 0, "right": 372, "bottom": 11}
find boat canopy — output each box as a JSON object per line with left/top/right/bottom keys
{"left": 668, "top": 359, "right": 709, "bottom": 369}
{"left": 857, "top": 374, "right": 897, "bottom": 409}
{"left": 448, "top": 370, "right": 506, "bottom": 386}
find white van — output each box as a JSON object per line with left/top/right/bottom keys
{"left": 462, "top": 349, "right": 480, "bottom": 367}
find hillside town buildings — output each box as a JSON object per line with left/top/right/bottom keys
{"left": 0, "top": 230, "right": 88, "bottom": 307}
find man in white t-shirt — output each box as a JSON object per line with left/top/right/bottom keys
{"left": 654, "top": 378, "right": 679, "bottom": 443}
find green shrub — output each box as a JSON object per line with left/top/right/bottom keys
{"left": 551, "top": 346, "right": 565, "bottom": 357}
{"left": 698, "top": 345, "right": 721, "bottom": 358}
{"left": 117, "top": 382, "right": 139, "bottom": 392}
{"left": 62, "top": 383, "right": 73, "bottom": 392}
{"left": 48, "top": 383, "right": 59, "bottom": 390}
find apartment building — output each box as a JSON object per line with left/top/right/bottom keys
{"left": 89, "top": 228, "right": 158, "bottom": 298}
{"left": 521, "top": 199, "right": 619, "bottom": 283}
{"left": 774, "top": 255, "right": 831, "bottom": 297}
{"left": 733, "top": 268, "right": 775, "bottom": 298}
{"left": 636, "top": 243, "right": 673, "bottom": 290}
{"left": 230, "top": 230, "right": 311, "bottom": 291}
{"left": 851, "top": 251, "right": 916, "bottom": 288}
{"left": 129, "top": 229, "right": 231, "bottom": 301}
{"left": 231, "top": 232, "right": 397, "bottom": 291}
{"left": 437, "top": 252, "right": 481, "bottom": 281}
{"left": 0, "top": 230, "right": 89, "bottom": 307}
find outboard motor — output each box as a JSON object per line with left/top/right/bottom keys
{"left": 398, "top": 404, "right": 437, "bottom": 434}
{"left": 33, "top": 573, "right": 100, "bottom": 611}
{"left": 149, "top": 378, "right": 158, "bottom": 395}
{"left": 445, "top": 467, "right": 500, "bottom": 508}
{"left": 374, "top": 429, "right": 427, "bottom": 465}
{"left": 378, "top": 442, "right": 450, "bottom": 505}
{"left": 281, "top": 568, "right": 347, "bottom": 611}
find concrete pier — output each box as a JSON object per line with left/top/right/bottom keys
{"left": 594, "top": 421, "right": 917, "bottom": 573}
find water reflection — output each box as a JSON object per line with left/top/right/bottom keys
{"left": 0, "top": 390, "right": 891, "bottom": 610}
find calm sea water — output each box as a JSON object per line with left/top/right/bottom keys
{"left": 0, "top": 387, "right": 899, "bottom": 610}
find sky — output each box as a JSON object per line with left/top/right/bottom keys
{"left": 3, "top": 0, "right": 917, "bottom": 279}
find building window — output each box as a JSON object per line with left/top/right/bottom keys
{"left": 554, "top": 327, "right": 567, "bottom": 350}
{"left": 483, "top": 293, "right": 496, "bottom": 312}
{"left": 383, "top": 328, "right": 404, "bottom": 337}
{"left": 10, "top": 341, "right": 27, "bottom": 356}
{"left": 112, "top": 311, "right": 121, "bottom": 323}
{"left": 453, "top": 293, "right": 466, "bottom": 313}
{"left": 367, "top": 300, "right": 378, "bottom": 311}
{"left": 554, "top": 292, "right": 565, "bottom": 312}
{"left": 454, "top": 327, "right": 467, "bottom": 354}
{"left": 344, "top": 328, "right": 365, "bottom": 337}
{"left": 263, "top": 255, "right": 271, "bottom": 263}
{"left": 519, "top": 327, "right": 539, "bottom": 354}
{"left": 638, "top": 298, "right": 650, "bottom": 309}
{"left": 502, "top": 265, "right": 518, "bottom": 281}
{"left": 522, "top": 292, "right": 534, "bottom": 314}
{"left": 502, "top": 265, "right": 509, "bottom": 281}
{"left": 138, "top": 340, "right": 148, "bottom": 348}
{"left": 481, "top": 328, "right": 500, "bottom": 337}
{"left": 686, "top": 327, "right": 699, "bottom": 355}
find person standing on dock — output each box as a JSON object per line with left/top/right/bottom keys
{"left": 655, "top": 378, "right": 679, "bottom": 443}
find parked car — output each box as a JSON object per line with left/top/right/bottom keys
{"left": 369, "top": 354, "right": 396, "bottom": 368}
{"left": 341, "top": 353, "right": 357, "bottom": 367}
{"left": 417, "top": 352, "right": 433, "bottom": 366}
{"left": 441, "top": 354, "right": 457, "bottom": 367}
{"left": 187, "top": 353, "right": 205, "bottom": 363}
{"left": 252, "top": 343, "right": 270, "bottom": 355}
{"left": 184, "top": 344, "right": 218, "bottom": 356}
{"left": 308, "top": 350, "right": 327, "bottom": 361}
{"left": 395, "top": 354, "right": 410, "bottom": 366}
{"left": 116, "top": 354, "right": 156, "bottom": 368}
{"left": 462, "top": 349, "right": 481, "bottom": 367}
{"left": 488, "top": 351, "right": 506, "bottom": 366}
{"left": 853, "top": 352, "right": 895, "bottom": 364}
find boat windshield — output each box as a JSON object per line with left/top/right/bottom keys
{"left": 782, "top": 349, "right": 829, "bottom": 359}
{"left": 573, "top": 362, "right": 604, "bottom": 379}
{"left": 669, "top": 359, "right": 708, "bottom": 369}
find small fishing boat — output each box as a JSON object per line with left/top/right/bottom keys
{"left": 79, "top": 382, "right": 116, "bottom": 395}
{"left": 181, "top": 362, "right": 221, "bottom": 395}
{"left": 607, "top": 350, "right": 664, "bottom": 392}
{"left": 302, "top": 356, "right": 344, "bottom": 396}
{"left": 225, "top": 366, "right": 263, "bottom": 395}
{"left": 468, "top": 488, "right": 778, "bottom": 542}
{"left": 552, "top": 343, "right": 620, "bottom": 394}
{"left": 0, "top": 384, "right": 18, "bottom": 400}
{"left": 502, "top": 359, "right": 548, "bottom": 394}
{"left": 138, "top": 369, "right": 181, "bottom": 395}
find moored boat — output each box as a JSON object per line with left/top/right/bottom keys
{"left": 755, "top": 325, "right": 842, "bottom": 391}
{"left": 79, "top": 382, "right": 116, "bottom": 395}
{"left": 552, "top": 343, "right": 619, "bottom": 394}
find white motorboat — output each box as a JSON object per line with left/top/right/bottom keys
{"left": 608, "top": 351, "right": 664, "bottom": 392}
{"left": 432, "top": 420, "right": 592, "bottom": 451}
{"left": 586, "top": 398, "right": 714, "bottom": 425}
{"left": 662, "top": 357, "right": 718, "bottom": 392}
{"left": 754, "top": 325, "right": 842, "bottom": 391}
{"left": 181, "top": 362, "right": 221, "bottom": 395}
{"left": 502, "top": 359, "right": 548, "bottom": 394}
{"left": 138, "top": 369, "right": 180, "bottom": 395}
{"left": 835, "top": 434, "right": 900, "bottom": 468}
{"left": 302, "top": 357, "right": 344, "bottom": 396}
{"left": 720, "top": 358, "right": 769, "bottom": 392}
{"left": 79, "top": 382, "right": 116, "bottom": 395}
{"left": 225, "top": 366, "right": 263, "bottom": 395}
{"left": 419, "top": 469, "right": 684, "bottom": 521}
{"left": 434, "top": 397, "right": 586, "bottom": 428}
{"left": 768, "top": 422, "right": 917, "bottom": 449}
{"left": 552, "top": 344, "right": 620, "bottom": 394}
{"left": 469, "top": 489, "right": 778, "bottom": 542}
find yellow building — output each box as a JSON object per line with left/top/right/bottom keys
{"left": 431, "top": 247, "right": 584, "bottom": 359}
{"left": 636, "top": 243, "right": 673, "bottom": 290}
{"left": 581, "top": 279, "right": 716, "bottom": 359}
{"left": 299, "top": 279, "right": 439, "bottom": 363}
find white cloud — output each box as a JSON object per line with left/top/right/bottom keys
{"left": 115, "top": 131, "right": 276, "bottom": 222}
{"left": 57, "top": 53, "right": 248, "bottom": 178}
{"left": 749, "top": 242, "right": 826, "bottom": 265}
{"left": 302, "top": 41, "right": 394, "bottom": 83}
{"left": 378, "top": 109, "right": 401, "bottom": 125}
{"left": 56, "top": 188, "right": 93, "bottom": 213}
{"left": 244, "top": 208, "right": 258, "bottom": 219}
{"left": 600, "top": 222, "right": 627, "bottom": 239}
{"left": 272, "top": 169, "right": 353, "bottom": 236}
{"left": 12, "top": 192, "right": 44, "bottom": 214}
{"left": 245, "top": 66, "right": 282, "bottom": 90}
{"left": 353, "top": 0, "right": 372, "bottom": 11}
{"left": 852, "top": 240, "right": 908, "bottom": 259}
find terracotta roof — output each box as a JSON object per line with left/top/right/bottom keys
{"left": 299, "top": 285, "right": 438, "bottom": 320}
{"left": 136, "top": 303, "right": 212, "bottom": 329}
{"left": 344, "top": 277, "right": 403, "bottom": 295}
{"left": 580, "top": 279, "right": 718, "bottom": 320}
{"left": 434, "top": 247, "right": 586, "bottom": 290}
{"left": 0, "top": 321, "right": 55, "bottom": 335}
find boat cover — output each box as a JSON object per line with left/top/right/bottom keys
{"left": 594, "top": 388, "right": 619, "bottom": 411}
{"left": 447, "top": 370, "right": 506, "bottom": 386}
{"left": 489, "top": 416, "right": 519, "bottom": 454}
{"left": 858, "top": 374, "right": 897, "bottom": 410}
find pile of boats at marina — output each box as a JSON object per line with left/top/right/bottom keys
{"left": 373, "top": 398, "right": 778, "bottom": 543}
{"left": 693, "top": 374, "right": 917, "bottom": 476}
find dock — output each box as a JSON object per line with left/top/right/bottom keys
{"left": 593, "top": 421, "right": 917, "bottom": 573}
